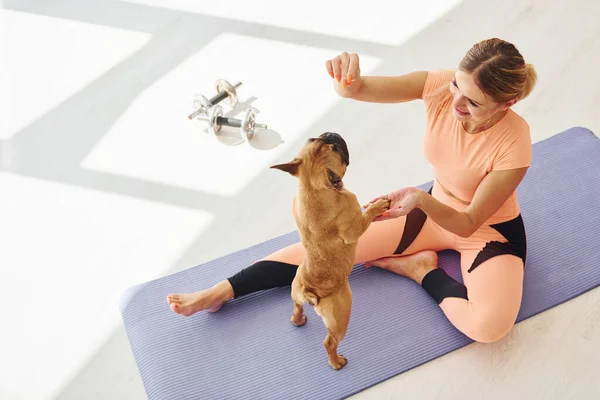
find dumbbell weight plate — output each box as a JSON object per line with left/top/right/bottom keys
{"left": 241, "top": 109, "right": 256, "bottom": 141}
{"left": 192, "top": 94, "right": 210, "bottom": 117}
{"left": 215, "top": 79, "right": 238, "bottom": 107}
{"left": 208, "top": 104, "right": 224, "bottom": 136}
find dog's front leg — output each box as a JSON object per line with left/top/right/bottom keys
{"left": 341, "top": 199, "right": 389, "bottom": 244}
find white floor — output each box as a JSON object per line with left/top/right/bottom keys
{"left": 2, "top": 0, "right": 599, "bottom": 399}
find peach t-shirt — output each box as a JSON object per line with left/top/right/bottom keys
{"left": 421, "top": 70, "right": 532, "bottom": 224}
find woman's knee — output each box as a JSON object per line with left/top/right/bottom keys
{"left": 261, "top": 242, "right": 305, "bottom": 265}
{"left": 467, "top": 310, "right": 518, "bottom": 343}
{"left": 469, "top": 324, "right": 513, "bottom": 343}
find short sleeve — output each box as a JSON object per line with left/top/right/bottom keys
{"left": 422, "top": 70, "right": 455, "bottom": 97}
{"left": 421, "top": 70, "right": 455, "bottom": 110}
{"left": 492, "top": 128, "right": 532, "bottom": 170}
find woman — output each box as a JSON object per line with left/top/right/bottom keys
{"left": 167, "top": 38, "right": 537, "bottom": 343}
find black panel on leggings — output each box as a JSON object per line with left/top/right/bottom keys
{"left": 227, "top": 260, "right": 298, "bottom": 298}
{"left": 394, "top": 186, "right": 432, "bottom": 255}
{"left": 421, "top": 268, "right": 468, "bottom": 304}
{"left": 468, "top": 214, "right": 527, "bottom": 273}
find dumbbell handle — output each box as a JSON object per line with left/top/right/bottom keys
{"left": 213, "top": 116, "right": 267, "bottom": 130}
{"left": 198, "top": 114, "right": 267, "bottom": 130}
{"left": 208, "top": 81, "right": 241, "bottom": 105}
{"left": 188, "top": 81, "right": 242, "bottom": 120}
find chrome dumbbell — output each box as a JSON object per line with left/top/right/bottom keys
{"left": 188, "top": 79, "right": 242, "bottom": 119}
{"left": 198, "top": 104, "right": 267, "bottom": 141}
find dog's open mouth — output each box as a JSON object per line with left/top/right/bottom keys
{"left": 319, "top": 132, "right": 350, "bottom": 166}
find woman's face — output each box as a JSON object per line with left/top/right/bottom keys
{"left": 449, "top": 70, "right": 510, "bottom": 124}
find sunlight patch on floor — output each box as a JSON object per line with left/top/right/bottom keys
{"left": 80, "top": 32, "right": 383, "bottom": 196}
{"left": 0, "top": 172, "right": 212, "bottom": 400}
{"left": 0, "top": 9, "right": 151, "bottom": 140}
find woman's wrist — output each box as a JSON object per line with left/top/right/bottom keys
{"left": 415, "top": 188, "right": 429, "bottom": 210}
{"left": 335, "top": 76, "right": 363, "bottom": 99}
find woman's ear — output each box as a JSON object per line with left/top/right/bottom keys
{"left": 501, "top": 97, "right": 518, "bottom": 110}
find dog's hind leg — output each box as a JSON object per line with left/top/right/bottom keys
{"left": 315, "top": 282, "right": 352, "bottom": 370}
{"left": 290, "top": 275, "right": 307, "bottom": 327}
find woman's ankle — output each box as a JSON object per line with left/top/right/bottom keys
{"left": 214, "top": 280, "right": 235, "bottom": 302}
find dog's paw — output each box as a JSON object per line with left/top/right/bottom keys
{"left": 368, "top": 199, "right": 390, "bottom": 216}
{"left": 290, "top": 315, "right": 307, "bottom": 327}
{"left": 330, "top": 355, "right": 348, "bottom": 370}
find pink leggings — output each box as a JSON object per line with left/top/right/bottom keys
{"left": 260, "top": 192, "right": 526, "bottom": 343}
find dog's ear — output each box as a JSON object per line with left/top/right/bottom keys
{"left": 270, "top": 158, "right": 302, "bottom": 176}
{"left": 325, "top": 168, "right": 344, "bottom": 191}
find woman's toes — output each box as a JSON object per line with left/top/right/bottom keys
{"left": 166, "top": 289, "right": 227, "bottom": 316}
{"left": 369, "top": 259, "right": 390, "bottom": 269}
{"left": 365, "top": 260, "right": 385, "bottom": 268}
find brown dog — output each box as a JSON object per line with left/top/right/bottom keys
{"left": 270, "top": 132, "right": 389, "bottom": 370}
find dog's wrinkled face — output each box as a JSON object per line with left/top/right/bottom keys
{"left": 270, "top": 132, "right": 350, "bottom": 191}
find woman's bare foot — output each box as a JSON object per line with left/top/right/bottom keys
{"left": 365, "top": 250, "right": 438, "bottom": 285}
{"left": 166, "top": 280, "right": 234, "bottom": 317}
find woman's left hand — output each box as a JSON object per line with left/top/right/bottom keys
{"left": 364, "top": 187, "right": 424, "bottom": 221}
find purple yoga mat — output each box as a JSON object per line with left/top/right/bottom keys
{"left": 121, "top": 127, "right": 600, "bottom": 400}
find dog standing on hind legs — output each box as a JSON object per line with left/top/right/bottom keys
{"left": 270, "top": 132, "right": 389, "bottom": 370}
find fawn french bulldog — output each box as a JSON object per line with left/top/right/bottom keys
{"left": 270, "top": 132, "right": 389, "bottom": 370}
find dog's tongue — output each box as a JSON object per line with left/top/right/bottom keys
{"left": 319, "top": 132, "right": 350, "bottom": 166}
